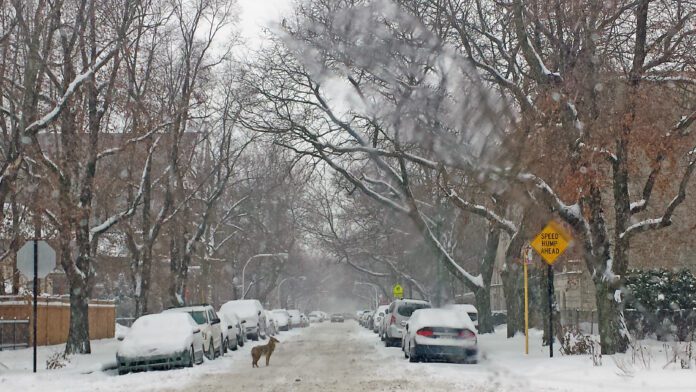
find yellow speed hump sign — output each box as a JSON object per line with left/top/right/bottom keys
{"left": 392, "top": 284, "right": 404, "bottom": 299}
{"left": 531, "top": 221, "right": 572, "bottom": 265}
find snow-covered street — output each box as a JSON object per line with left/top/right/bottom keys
{"left": 3, "top": 320, "right": 695, "bottom": 392}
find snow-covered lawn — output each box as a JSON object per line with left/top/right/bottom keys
{"left": 0, "top": 326, "right": 304, "bottom": 392}
{"left": 363, "top": 325, "right": 696, "bottom": 392}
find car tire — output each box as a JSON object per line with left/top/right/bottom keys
{"left": 118, "top": 368, "right": 128, "bottom": 375}
{"left": 409, "top": 351, "right": 419, "bottom": 363}
{"left": 221, "top": 335, "right": 227, "bottom": 355}
{"left": 187, "top": 346, "right": 195, "bottom": 367}
{"left": 250, "top": 333, "right": 259, "bottom": 341}
{"left": 205, "top": 339, "right": 215, "bottom": 360}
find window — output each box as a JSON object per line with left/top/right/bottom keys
{"left": 397, "top": 303, "right": 430, "bottom": 317}
{"left": 189, "top": 311, "right": 207, "bottom": 325}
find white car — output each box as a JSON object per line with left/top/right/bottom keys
{"left": 287, "top": 309, "right": 302, "bottom": 328}
{"left": 373, "top": 305, "right": 389, "bottom": 333}
{"left": 272, "top": 309, "right": 291, "bottom": 331}
{"left": 116, "top": 312, "right": 204, "bottom": 374}
{"left": 265, "top": 310, "right": 278, "bottom": 335}
{"left": 308, "top": 311, "right": 324, "bottom": 322}
{"left": 163, "top": 304, "right": 224, "bottom": 359}
{"left": 219, "top": 312, "right": 240, "bottom": 351}
{"left": 403, "top": 308, "right": 478, "bottom": 363}
{"left": 383, "top": 299, "right": 431, "bottom": 347}
{"left": 220, "top": 299, "right": 267, "bottom": 341}
{"left": 444, "top": 304, "right": 479, "bottom": 330}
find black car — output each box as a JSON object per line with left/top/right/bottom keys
{"left": 330, "top": 313, "right": 345, "bottom": 323}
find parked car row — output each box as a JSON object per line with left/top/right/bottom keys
{"left": 359, "top": 300, "right": 479, "bottom": 364}
{"left": 116, "top": 300, "right": 322, "bottom": 375}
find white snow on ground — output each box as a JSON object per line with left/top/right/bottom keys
{"left": 360, "top": 325, "right": 696, "bottom": 392}
{"left": 0, "top": 327, "right": 303, "bottom": 392}
{"left": 1, "top": 322, "right": 695, "bottom": 391}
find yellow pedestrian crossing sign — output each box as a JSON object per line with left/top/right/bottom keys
{"left": 531, "top": 221, "right": 572, "bottom": 265}
{"left": 392, "top": 284, "right": 404, "bottom": 299}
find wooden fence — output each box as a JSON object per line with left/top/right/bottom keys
{"left": 0, "top": 296, "right": 115, "bottom": 346}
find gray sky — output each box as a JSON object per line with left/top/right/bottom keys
{"left": 237, "top": 0, "right": 292, "bottom": 47}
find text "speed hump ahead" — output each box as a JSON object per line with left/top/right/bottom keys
{"left": 531, "top": 221, "right": 572, "bottom": 265}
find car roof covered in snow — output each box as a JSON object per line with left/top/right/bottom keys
{"left": 408, "top": 308, "right": 476, "bottom": 332}
{"left": 219, "top": 299, "right": 262, "bottom": 318}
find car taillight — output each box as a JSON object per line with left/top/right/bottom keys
{"left": 390, "top": 315, "right": 396, "bottom": 325}
{"left": 416, "top": 328, "right": 434, "bottom": 337}
{"left": 458, "top": 329, "right": 476, "bottom": 340}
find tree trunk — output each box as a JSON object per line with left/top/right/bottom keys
{"left": 501, "top": 266, "right": 523, "bottom": 337}
{"left": 65, "top": 278, "right": 91, "bottom": 354}
{"left": 475, "top": 224, "right": 500, "bottom": 334}
{"left": 595, "top": 280, "right": 629, "bottom": 354}
{"left": 474, "top": 287, "right": 493, "bottom": 334}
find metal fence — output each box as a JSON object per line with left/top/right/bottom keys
{"left": 0, "top": 318, "right": 29, "bottom": 351}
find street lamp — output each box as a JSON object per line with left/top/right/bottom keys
{"left": 277, "top": 276, "right": 306, "bottom": 308}
{"left": 354, "top": 282, "right": 380, "bottom": 309}
{"left": 241, "top": 253, "right": 288, "bottom": 299}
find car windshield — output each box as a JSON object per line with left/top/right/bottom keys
{"left": 397, "top": 303, "right": 430, "bottom": 317}
{"left": 189, "top": 311, "right": 207, "bottom": 325}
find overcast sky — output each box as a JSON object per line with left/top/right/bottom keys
{"left": 236, "top": 0, "right": 292, "bottom": 47}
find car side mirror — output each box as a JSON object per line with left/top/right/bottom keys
{"left": 258, "top": 311, "right": 262, "bottom": 316}
{"left": 212, "top": 318, "right": 221, "bottom": 325}
{"left": 193, "top": 328, "right": 201, "bottom": 334}
{"left": 228, "top": 325, "right": 233, "bottom": 330}
{"left": 241, "top": 320, "right": 247, "bottom": 324}
{"left": 117, "top": 336, "right": 125, "bottom": 341}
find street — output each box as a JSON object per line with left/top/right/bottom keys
{"left": 182, "top": 321, "right": 462, "bottom": 392}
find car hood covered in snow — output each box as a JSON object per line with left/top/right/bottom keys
{"left": 117, "top": 313, "right": 196, "bottom": 358}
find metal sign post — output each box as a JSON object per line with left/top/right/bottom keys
{"left": 522, "top": 245, "right": 533, "bottom": 355}
{"left": 531, "top": 221, "right": 572, "bottom": 359}
{"left": 17, "top": 239, "right": 56, "bottom": 373}
{"left": 33, "top": 240, "right": 38, "bottom": 373}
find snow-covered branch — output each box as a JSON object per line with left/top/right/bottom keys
{"left": 24, "top": 47, "right": 119, "bottom": 136}
{"left": 621, "top": 150, "right": 696, "bottom": 240}
{"left": 446, "top": 189, "right": 517, "bottom": 235}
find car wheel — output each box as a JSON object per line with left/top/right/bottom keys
{"left": 221, "top": 336, "right": 227, "bottom": 355}
{"left": 187, "top": 346, "right": 195, "bottom": 367}
{"left": 409, "top": 348, "right": 419, "bottom": 363}
{"left": 118, "top": 368, "right": 128, "bottom": 375}
{"left": 205, "top": 339, "right": 215, "bottom": 360}
{"left": 231, "top": 336, "right": 238, "bottom": 351}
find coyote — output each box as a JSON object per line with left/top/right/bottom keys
{"left": 251, "top": 336, "right": 280, "bottom": 367}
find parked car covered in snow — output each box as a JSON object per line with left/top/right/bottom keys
{"left": 220, "top": 299, "right": 267, "bottom": 341}
{"left": 265, "top": 310, "right": 278, "bottom": 335}
{"left": 272, "top": 309, "right": 291, "bottom": 331}
{"left": 383, "top": 299, "right": 431, "bottom": 347}
{"left": 116, "top": 312, "right": 204, "bottom": 374}
{"left": 287, "top": 309, "right": 302, "bottom": 328}
{"left": 444, "top": 304, "right": 479, "bottom": 330}
{"left": 403, "top": 308, "right": 478, "bottom": 363}
{"left": 163, "top": 304, "right": 223, "bottom": 359}
{"left": 219, "top": 312, "right": 240, "bottom": 352}
{"left": 373, "top": 305, "right": 389, "bottom": 334}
